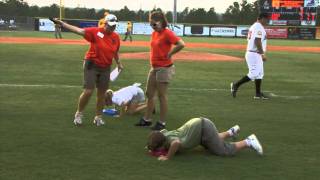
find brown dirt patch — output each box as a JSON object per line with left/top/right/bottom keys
{"left": 1, "top": 37, "right": 319, "bottom": 53}
{"left": 120, "top": 51, "right": 242, "bottom": 62}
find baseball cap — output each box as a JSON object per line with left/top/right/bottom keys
{"left": 105, "top": 14, "right": 118, "bottom": 26}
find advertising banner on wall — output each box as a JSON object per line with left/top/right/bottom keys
{"left": 115, "top": 22, "right": 127, "bottom": 35}
{"left": 132, "top": 22, "right": 153, "bottom": 35}
{"left": 39, "top": 19, "right": 55, "bottom": 32}
{"left": 184, "top": 25, "right": 210, "bottom": 36}
{"left": 79, "top": 21, "right": 98, "bottom": 28}
{"left": 316, "top": 28, "right": 320, "bottom": 40}
{"left": 132, "top": 23, "right": 184, "bottom": 36}
{"left": 299, "top": 28, "right": 316, "bottom": 39}
{"left": 265, "top": 27, "right": 288, "bottom": 39}
{"left": 236, "top": 26, "right": 249, "bottom": 37}
{"left": 210, "top": 26, "right": 236, "bottom": 37}
{"left": 269, "top": 20, "right": 287, "bottom": 26}
{"left": 288, "top": 27, "right": 316, "bottom": 39}
{"left": 168, "top": 24, "right": 184, "bottom": 36}
{"left": 304, "top": 0, "right": 320, "bottom": 7}
{"left": 301, "top": 20, "right": 316, "bottom": 26}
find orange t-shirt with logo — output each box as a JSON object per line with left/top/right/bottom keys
{"left": 150, "top": 28, "right": 180, "bottom": 68}
{"left": 83, "top": 27, "right": 120, "bottom": 68}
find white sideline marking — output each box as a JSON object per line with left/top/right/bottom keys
{"left": 0, "top": 83, "right": 317, "bottom": 99}
{"left": 0, "top": 83, "right": 80, "bottom": 88}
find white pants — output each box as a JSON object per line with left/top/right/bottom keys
{"left": 245, "top": 52, "right": 264, "bottom": 80}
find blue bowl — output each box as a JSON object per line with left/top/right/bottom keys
{"left": 103, "top": 108, "right": 119, "bottom": 116}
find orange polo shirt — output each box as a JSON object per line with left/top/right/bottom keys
{"left": 83, "top": 27, "right": 120, "bottom": 68}
{"left": 150, "top": 28, "right": 180, "bottom": 68}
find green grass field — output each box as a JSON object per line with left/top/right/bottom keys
{"left": 0, "top": 31, "right": 320, "bottom": 180}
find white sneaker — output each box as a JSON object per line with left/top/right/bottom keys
{"left": 93, "top": 116, "right": 105, "bottom": 126}
{"left": 229, "top": 125, "right": 240, "bottom": 138}
{"left": 74, "top": 112, "right": 83, "bottom": 126}
{"left": 247, "top": 134, "right": 263, "bottom": 155}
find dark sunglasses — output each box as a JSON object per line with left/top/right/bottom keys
{"left": 150, "top": 23, "right": 158, "bottom": 27}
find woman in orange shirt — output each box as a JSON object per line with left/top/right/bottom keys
{"left": 50, "top": 14, "right": 123, "bottom": 126}
{"left": 135, "top": 11, "right": 185, "bottom": 130}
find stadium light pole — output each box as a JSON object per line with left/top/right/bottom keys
{"left": 173, "top": 0, "right": 177, "bottom": 25}
{"left": 59, "top": 0, "right": 64, "bottom": 19}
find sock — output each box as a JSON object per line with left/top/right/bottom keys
{"left": 245, "top": 138, "right": 251, "bottom": 147}
{"left": 95, "top": 115, "right": 102, "bottom": 120}
{"left": 227, "top": 129, "right": 234, "bottom": 136}
{"left": 75, "top": 111, "right": 82, "bottom": 117}
{"left": 158, "top": 121, "right": 166, "bottom": 125}
{"left": 255, "top": 79, "right": 262, "bottom": 95}
{"left": 143, "top": 117, "right": 151, "bottom": 122}
{"left": 235, "top": 76, "right": 251, "bottom": 88}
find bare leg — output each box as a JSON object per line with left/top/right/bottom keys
{"left": 157, "top": 82, "right": 168, "bottom": 123}
{"left": 96, "top": 87, "right": 107, "bottom": 116}
{"left": 127, "top": 103, "right": 148, "bottom": 114}
{"left": 144, "top": 71, "right": 157, "bottom": 120}
{"left": 77, "top": 89, "right": 94, "bottom": 112}
{"left": 218, "top": 131, "right": 231, "bottom": 140}
{"left": 144, "top": 96, "right": 156, "bottom": 120}
{"left": 233, "top": 140, "right": 248, "bottom": 152}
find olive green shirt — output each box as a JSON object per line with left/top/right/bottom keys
{"left": 161, "top": 118, "right": 202, "bottom": 151}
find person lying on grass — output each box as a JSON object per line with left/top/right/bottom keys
{"left": 147, "top": 117, "right": 263, "bottom": 161}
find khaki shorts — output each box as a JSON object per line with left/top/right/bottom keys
{"left": 83, "top": 60, "right": 111, "bottom": 90}
{"left": 149, "top": 65, "right": 175, "bottom": 83}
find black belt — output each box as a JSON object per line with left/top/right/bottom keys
{"left": 248, "top": 50, "right": 262, "bottom": 54}
{"left": 165, "top": 64, "right": 173, "bottom": 67}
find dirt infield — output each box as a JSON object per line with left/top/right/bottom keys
{"left": 1, "top": 37, "right": 319, "bottom": 62}
{"left": 120, "top": 51, "right": 242, "bottom": 62}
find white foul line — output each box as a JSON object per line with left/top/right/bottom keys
{"left": 0, "top": 83, "right": 318, "bottom": 100}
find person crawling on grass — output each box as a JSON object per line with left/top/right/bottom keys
{"left": 105, "top": 83, "right": 148, "bottom": 116}
{"left": 147, "top": 117, "right": 263, "bottom": 161}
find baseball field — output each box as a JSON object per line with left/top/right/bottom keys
{"left": 0, "top": 31, "right": 319, "bottom": 180}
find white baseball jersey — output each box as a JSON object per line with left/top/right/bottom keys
{"left": 246, "top": 22, "right": 267, "bottom": 53}
{"left": 112, "top": 85, "right": 143, "bottom": 106}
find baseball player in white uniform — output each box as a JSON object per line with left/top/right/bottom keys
{"left": 231, "top": 13, "right": 270, "bottom": 100}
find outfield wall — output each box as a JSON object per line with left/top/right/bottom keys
{"left": 33, "top": 18, "right": 320, "bottom": 40}
{"left": 0, "top": 14, "right": 318, "bottom": 40}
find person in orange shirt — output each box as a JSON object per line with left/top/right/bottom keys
{"left": 98, "top": 12, "right": 109, "bottom": 28}
{"left": 135, "top": 11, "right": 185, "bottom": 130}
{"left": 50, "top": 14, "right": 123, "bottom": 126}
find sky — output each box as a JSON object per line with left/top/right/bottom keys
{"left": 23, "top": 0, "right": 256, "bottom": 13}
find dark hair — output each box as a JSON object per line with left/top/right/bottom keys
{"left": 147, "top": 131, "right": 166, "bottom": 151}
{"left": 258, "top": 12, "right": 269, "bottom": 20}
{"left": 149, "top": 11, "right": 168, "bottom": 28}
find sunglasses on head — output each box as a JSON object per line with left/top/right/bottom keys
{"left": 109, "top": 19, "right": 118, "bottom": 22}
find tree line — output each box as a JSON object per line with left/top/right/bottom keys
{"left": 0, "top": 0, "right": 319, "bottom": 25}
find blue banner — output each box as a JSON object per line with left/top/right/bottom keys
{"left": 79, "top": 21, "right": 98, "bottom": 28}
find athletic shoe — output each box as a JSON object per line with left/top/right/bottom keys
{"left": 93, "top": 116, "right": 105, "bottom": 126}
{"left": 229, "top": 125, "right": 240, "bottom": 139}
{"left": 254, "top": 93, "right": 269, "bottom": 100}
{"left": 230, "top": 82, "right": 238, "bottom": 98}
{"left": 247, "top": 134, "right": 263, "bottom": 155}
{"left": 73, "top": 112, "right": 83, "bottom": 126}
{"left": 135, "top": 117, "right": 152, "bottom": 127}
{"left": 151, "top": 121, "right": 165, "bottom": 131}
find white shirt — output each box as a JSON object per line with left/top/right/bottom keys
{"left": 112, "top": 85, "right": 141, "bottom": 106}
{"left": 246, "top": 22, "right": 267, "bottom": 53}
